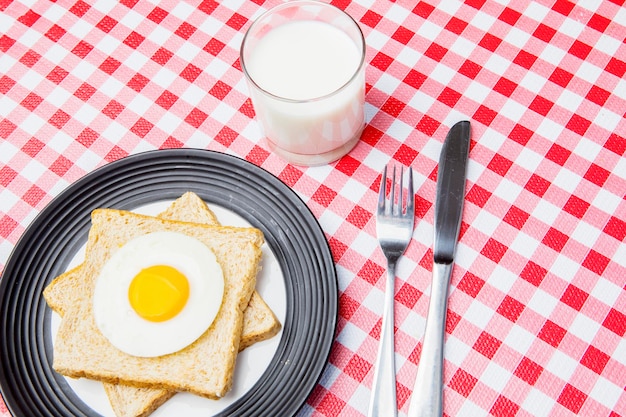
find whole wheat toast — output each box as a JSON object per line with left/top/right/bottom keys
{"left": 43, "top": 193, "right": 281, "bottom": 417}
{"left": 52, "top": 208, "right": 264, "bottom": 399}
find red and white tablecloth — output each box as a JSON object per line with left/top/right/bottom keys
{"left": 1, "top": 0, "right": 625, "bottom": 416}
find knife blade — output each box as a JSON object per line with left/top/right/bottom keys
{"left": 408, "top": 120, "right": 471, "bottom": 417}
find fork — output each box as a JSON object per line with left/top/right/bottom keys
{"left": 368, "top": 165, "right": 415, "bottom": 417}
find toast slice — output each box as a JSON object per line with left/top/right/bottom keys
{"left": 52, "top": 208, "right": 262, "bottom": 398}
{"left": 43, "top": 193, "right": 281, "bottom": 417}
{"left": 44, "top": 193, "right": 280, "bottom": 348}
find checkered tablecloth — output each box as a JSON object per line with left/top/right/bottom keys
{"left": 1, "top": 0, "right": 625, "bottom": 416}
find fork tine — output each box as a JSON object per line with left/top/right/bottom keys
{"left": 389, "top": 166, "right": 396, "bottom": 216}
{"left": 406, "top": 167, "right": 414, "bottom": 218}
{"left": 398, "top": 166, "right": 404, "bottom": 216}
{"left": 378, "top": 165, "right": 387, "bottom": 214}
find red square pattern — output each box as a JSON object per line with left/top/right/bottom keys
{"left": 23, "top": 185, "right": 46, "bottom": 207}
{"left": 75, "top": 127, "right": 98, "bottom": 148}
{"left": 225, "top": 13, "right": 247, "bottom": 31}
{"left": 311, "top": 184, "right": 338, "bottom": 207}
{"left": 214, "top": 126, "right": 237, "bottom": 146}
{"left": 602, "top": 309, "right": 626, "bottom": 336}
{"left": 545, "top": 143, "right": 571, "bottom": 166}
{"left": 466, "top": 184, "right": 491, "bottom": 208}
{"left": 147, "top": 6, "right": 167, "bottom": 24}
{"left": 473, "top": 105, "right": 498, "bottom": 127}
{"left": 370, "top": 52, "right": 394, "bottom": 72}
{"left": 480, "top": 238, "right": 508, "bottom": 263}
{"left": 74, "top": 83, "right": 96, "bottom": 101}
{"left": 503, "top": 206, "right": 530, "bottom": 229}
{"left": 580, "top": 345, "right": 610, "bottom": 374}
{"left": 334, "top": 155, "right": 361, "bottom": 177}
{"left": 416, "top": 114, "right": 440, "bottom": 136}
{"left": 582, "top": 250, "right": 610, "bottom": 276}
{"left": 552, "top": 0, "right": 575, "bottom": 17}
{"left": 209, "top": 80, "right": 232, "bottom": 100}
{"left": 203, "top": 38, "right": 225, "bottom": 56}
{"left": 180, "top": 64, "right": 202, "bottom": 83}
{"left": 45, "top": 24, "right": 66, "bottom": 42}
{"left": 96, "top": 15, "right": 117, "bottom": 33}
{"left": 538, "top": 320, "right": 567, "bottom": 347}
{"left": 103, "top": 100, "right": 124, "bottom": 119}
{"left": 459, "top": 59, "right": 481, "bottom": 79}
{"left": 123, "top": 31, "right": 145, "bottom": 49}
{"left": 490, "top": 395, "right": 520, "bottom": 417}
{"left": 498, "top": 7, "right": 522, "bottom": 26}
{"left": 557, "top": 383, "right": 587, "bottom": 414}
{"left": 392, "top": 26, "right": 414, "bottom": 45}
{"left": 21, "top": 92, "right": 43, "bottom": 110}
{"left": 533, "top": 23, "right": 556, "bottom": 43}
{"left": 381, "top": 96, "right": 406, "bottom": 118}
{"left": 456, "top": 272, "right": 486, "bottom": 298}
{"left": 339, "top": 293, "right": 360, "bottom": 320}
{"left": 130, "top": 118, "right": 154, "bottom": 138}
{"left": 584, "top": 163, "right": 611, "bottom": 187}
{"left": 493, "top": 77, "right": 518, "bottom": 97}
{"left": 346, "top": 205, "right": 371, "bottom": 229}
{"left": 0, "top": 165, "right": 17, "bottom": 187}
{"left": 0, "top": 216, "right": 19, "bottom": 239}
{"left": 473, "top": 331, "right": 502, "bottom": 359}
{"left": 344, "top": 354, "right": 371, "bottom": 382}
{"left": 413, "top": 2, "right": 435, "bottom": 19}
{"left": 50, "top": 156, "right": 72, "bottom": 177}
{"left": 327, "top": 236, "right": 348, "bottom": 263}
{"left": 529, "top": 95, "right": 555, "bottom": 116}
{"left": 605, "top": 133, "right": 625, "bottom": 156}
{"left": 18, "top": 9, "right": 41, "bottom": 27}
{"left": 395, "top": 282, "right": 422, "bottom": 310}
{"left": 438, "top": 87, "right": 462, "bottom": 108}
{"left": 542, "top": 227, "right": 569, "bottom": 252}
{"left": 487, "top": 153, "right": 513, "bottom": 177}
{"left": 425, "top": 43, "right": 448, "bottom": 62}
{"left": 525, "top": 174, "right": 550, "bottom": 197}
{"left": 449, "top": 368, "right": 478, "bottom": 397}
{"left": 496, "top": 295, "right": 525, "bottom": 322}
{"left": 49, "top": 110, "right": 71, "bottom": 129}
{"left": 185, "top": 108, "right": 208, "bottom": 129}
{"left": 155, "top": 90, "right": 178, "bottom": 110}
{"left": 360, "top": 10, "right": 382, "bottom": 28}
{"left": 99, "top": 57, "right": 121, "bottom": 75}
{"left": 22, "top": 138, "right": 44, "bottom": 157}
{"left": 560, "top": 284, "right": 589, "bottom": 311}
{"left": 563, "top": 195, "right": 590, "bottom": 219}
{"left": 357, "top": 259, "right": 385, "bottom": 286}
{"left": 445, "top": 17, "right": 468, "bottom": 35}
{"left": 604, "top": 216, "right": 626, "bottom": 242}
{"left": 393, "top": 144, "right": 418, "bottom": 166}
{"left": 520, "top": 261, "right": 548, "bottom": 287}
{"left": 514, "top": 356, "right": 544, "bottom": 385}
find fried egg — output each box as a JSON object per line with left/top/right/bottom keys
{"left": 92, "top": 231, "right": 224, "bottom": 357}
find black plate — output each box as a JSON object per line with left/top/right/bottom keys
{"left": 0, "top": 149, "right": 337, "bottom": 417}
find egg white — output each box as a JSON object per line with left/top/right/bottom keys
{"left": 92, "top": 231, "right": 224, "bottom": 357}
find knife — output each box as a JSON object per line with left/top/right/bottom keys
{"left": 407, "top": 120, "right": 471, "bottom": 417}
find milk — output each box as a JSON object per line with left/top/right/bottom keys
{"left": 242, "top": 8, "right": 365, "bottom": 166}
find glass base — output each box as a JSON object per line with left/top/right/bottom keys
{"left": 266, "top": 126, "right": 363, "bottom": 167}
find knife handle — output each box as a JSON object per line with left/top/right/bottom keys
{"left": 407, "top": 262, "right": 453, "bottom": 417}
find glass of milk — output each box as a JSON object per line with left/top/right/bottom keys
{"left": 240, "top": 1, "right": 366, "bottom": 166}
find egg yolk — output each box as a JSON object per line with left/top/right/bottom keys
{"left": 128, "top": 265, "right": 189, "bottom": 322}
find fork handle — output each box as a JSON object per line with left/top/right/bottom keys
{"left": 407, "top": 261, "right": 453, "bottom": 417}
{"left": 367, "top": 266, "right": 398, "bottom": 417}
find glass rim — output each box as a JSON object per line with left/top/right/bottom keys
{"left": 239, "top": 0, "right": 366, "bottom": 104}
